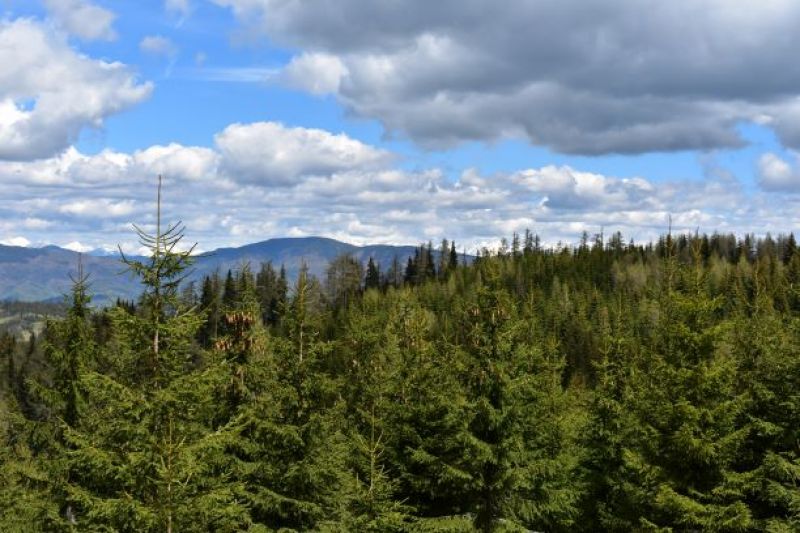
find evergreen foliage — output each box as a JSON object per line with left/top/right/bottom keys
{"left": 5, "top": 187, "right": 800, "bottom": 531}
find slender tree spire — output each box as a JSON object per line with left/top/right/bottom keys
{"left": 118, "top": 175, "right": 196, "bottom": 384}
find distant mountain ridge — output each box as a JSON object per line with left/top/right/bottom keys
{"left": 0, "top": 237, "right": 434, "bottom": 303}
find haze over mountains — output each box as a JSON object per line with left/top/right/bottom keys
{"left": 0, "top": 237, "right": 429, "bottom": 303}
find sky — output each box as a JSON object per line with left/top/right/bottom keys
{"left": 2, "top": 0, "right": 800, "bottom": 255}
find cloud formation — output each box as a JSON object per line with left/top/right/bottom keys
{"left": 213, "top": 0, "right": 800, "bottom": 154}
{"left": 214, "top": 122, "right": 392, "bottom": 185}
{"left": 0, "top": 120, "right": 791, "bottom": 255}
{"left": 281, "top": 53, "right": 346, "bottom": 95}
{"left": 140, "top": 35, "right": 178, "bottom": 58}
{"left": 43, "top": 0, "right": 116, "bottom": 41}
{"left": 0, "top": 19, "right": 152, "bottom": 160}
{"left": 758, "top": 152, "right": 800, "bottom": 192}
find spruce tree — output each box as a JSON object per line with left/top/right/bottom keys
{"left": 456, "top": 263, "right": 582, "bottom": 531}
{"left": 1, "top": 331, "right": 16, "bottom": 400}
{"left": 59, "top": 177, "right": 247, "bottom": 531}
{"left": 197, "top": 273, "right": 221, "bottom": 347}
{"left": 385, "top": 291, "right": 474, "bottom": 528}
{"left": 0, "top": 396, "right": 59, "bottom": 530}
{"left": 605, "top": 247, "right": 752, "bottom": 530}
{"left": 338, "top": 290, "right": 411, "bottom": 531}
{"left": 365, "top": 257, "right": 381, "bottom": 291}
{"left": 226, "top": 265, "right": 351, "bottom": 529}
{"left": 39, "top": 258, "right": 95, "bottom": 428}
{"left": 728, "top": 269, "right": 800, "bottom": 529}
{"left": 27, "top": 258, "right": 98, "bottom": 527}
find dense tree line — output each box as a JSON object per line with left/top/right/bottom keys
{"left": 2, "top": 219, "right": 800, "bottom": 531}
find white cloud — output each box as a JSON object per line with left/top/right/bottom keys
{"left": 1, "top": 121, "right": 796, "bottom": 254}
{"left": 0, "top": 144, "right": 217, "bottom": 188}
{"left": 214, "top": 121, "right": 392, "bottom": 185}
{"left": 511, "top": 166, "right": 657, "bottom": 211}
{"left": 0, "top": 236, "right": 31, "bottom": 247}
{"left": 62, "top": 240, "right": 92, "bottom": 252}
{"left": 21, "top": 218, "right": 53, "bottom": 230}
{"left": 758, "top": 152, "right": 800, "bottom": 191}
{"left": 0, "top": 19, "right": 152, "bottom": 161}
{"left": 43, "top": 0, "right": 116, "bottom": 41}
{"left": 140, "top": 35, "right": 178, "bottom": 57}
{"left": 281, "top": 53, "right": 346, "bottom": 94}
{"left": 133, "top": 144, "right": 219, "bottom": 182}
{"left": 59, "top": 199, "right": 137, "bottom": 218}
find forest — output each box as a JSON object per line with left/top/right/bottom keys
{"left": 1, "top": 215, "right": 800, "bottom": 532}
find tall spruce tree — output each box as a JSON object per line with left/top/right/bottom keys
{"left": 337, "top": 289, "right": 411, "bottom": 531}
{"left": 728, "top": 268, "right": 800, "bottom": 529}
{"left": 225, "top": 264, "right": 351, "bottom": 529}
{"left": 384, "top": 291, "right": 474, "bottom": 529}
{"left": 605, "top": 247, "right": 752, "bottom": 530}
{"left": 456, "top": 262, "right": 582, "bottom": 531}
{"left": 59, "top": 177, "right": 246, "bottom": 531}
{"left": 28, "top": 258, "right": 97, "bottom": 527}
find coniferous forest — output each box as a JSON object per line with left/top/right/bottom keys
{"left": 2, "top": 205, "right": 800, "bottom": 531}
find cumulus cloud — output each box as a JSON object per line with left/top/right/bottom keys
{"left": 43, "top": 0, "right": 116, "bottom": 41}
{"left": 512, "top": 166, "right": 657, "bottom": 210}
{"left": 133, "top": 144, "right": 219, "bottom": 181}
{"left": 36, "top": 144, "right": 218, "bottom": 187}
{"left": 281, "top": 53, "right": 346, "bottom": 94}
{"left": 758, "top": 152, "right": 800, "bottom": 191}
{"left": 1, "top": 121, "right": 795, "bottom": 254}
{"left": 212, "top": 0, "right": 800, "bottom": 154}
{"left": 214, "top": 122, "right": 393, "bottom": 185}
{"left": 0, "top": 19, "right": 152, "bottom": 160}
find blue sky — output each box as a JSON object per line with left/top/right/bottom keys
{"left": 1, "top": 0, "right": 800, "bottom": 254}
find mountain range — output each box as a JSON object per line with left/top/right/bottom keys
{"left": 0, "top": 237, "right": 427, "bottom": 303}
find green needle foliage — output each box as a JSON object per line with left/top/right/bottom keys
{"left": 52, "top": 177, "right": 246, "bottom": 531}
{"left": 5, "top": 205, "right": 800, "bottom": 531}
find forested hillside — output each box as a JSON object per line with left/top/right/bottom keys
{"left": 0, "top": 237, "right": 441, "bottom": 303}
{"left": 2, "top": 223, "right": 799, "bottom": 531}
